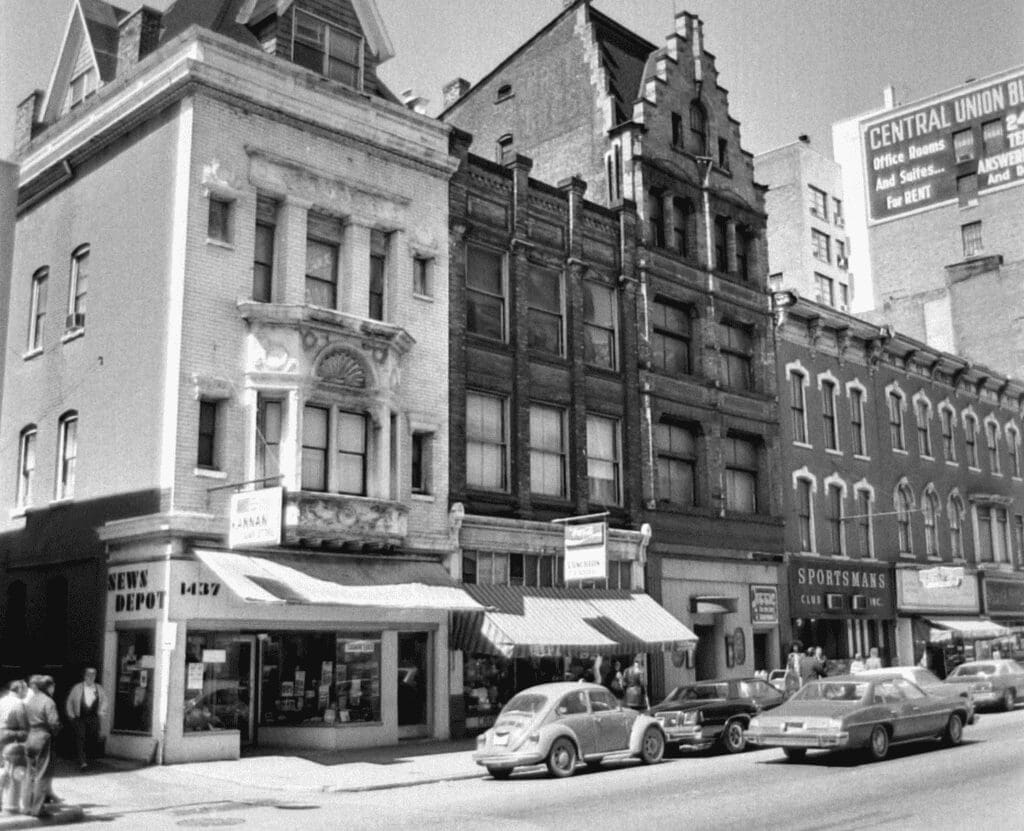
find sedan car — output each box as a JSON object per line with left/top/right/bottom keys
{"left": 852, "top": 666, "right": 976, "bottom": 723}
{"left": 746, "top": 675, "right": 971, "bottom": 762}
{"left": 945, "top": 659, "right": 1024, "bottom": 711}
{"left": 647, "top": 677, "right": 785, "bottom": 754}
{"left": 472, "top": 682, "right": 666, "bottom": 779}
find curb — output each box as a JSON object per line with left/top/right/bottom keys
{"left": 0, "top": 805, "right": 84, "bottom": 829}
{"left": 324, "top": 769, "right": 482, "bottom": 794}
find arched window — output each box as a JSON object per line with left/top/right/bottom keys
{"left": 922, "top": 487, "right": 941, "bottom": 558}
{"left": 895, "top": 480, "right": 914, "bottom": 555}
{"left": 788, "top": 365, "right": 809, "bottom": 444}
{"left": 1007, "top": 425, "right": 1022, "bottom": 478}
{"left": 57, "top": 410, "right": 79, "bottom": 500}
{"left": 689, "top": 101, "right": 708, "bottom": 156}
{"left": 948, "top": 492, "right": 965, "bottom": 559}
{"left": 28, "top": 267, "right": 48, "bottom": 352}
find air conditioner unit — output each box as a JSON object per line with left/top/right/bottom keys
{"left": 851, "top": 595, "right": 867, "bottom": 611}
{"left": 835, "top": 216, "right": 845, "bottom": 228}
{"left": 825, "top": 593, "right": 844, "bottom": 611}
{"left": 65, "top": 312, "right": 85, "bottom": 330}
{"left": 837, "top": 256, "right": 849, "bottom": 269}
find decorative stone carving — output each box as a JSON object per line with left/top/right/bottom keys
{"left": 317, "top": 349, "right": 367, "bottom": 388}
{"left": 806, "top": 316, "right": 824, "bottom": 356}
{"left": 288, "top": 492, "right": 409, "bottom": 543}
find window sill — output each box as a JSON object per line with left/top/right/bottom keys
{"left": 853, "top": 454, "right": 871, "bottom": 462}
{"left": 946, "top": 459, "right": 960, "bottom": 467}
{"left": 62, "top": 327, "right": 85, "bottom": 344}
{"left": 792, "top": 441, "right": 813, "bottom": 450}
{"left": 968, "top": 466, "right": 981, "bottom": 473}
{"left": 990, "top": 472, "right": 1003, "bottom": 478}
{"left": 898, "top": 552, "right": 916, "bottom": 559}
{"left": 825, "top": 448, "right": 843, "bottom": 457}
{"left": 412, "top": 292, "right": 434, "bottom": 303}
{"left": 410, "top": 493, "right": 435, "bottom": 503}
{"left": 22, "top": 347, "right": 43, "bottom": 361}
{"left": 49, "top": 497, "right": 75, "bottom": 507}
{"left": 891, "top": 448, "right": 908, "bottom": 455}
{"left": 8, "top": 507, "right": 28, "bottom": 520}
{"left": 920, "top": 454, "right": 934, "bottom": 462}
{"left": 194, "top": 467, "right": 227, "bottom": 479}
{"left": 206, "top": 238, "right": 235, "bottom": 250}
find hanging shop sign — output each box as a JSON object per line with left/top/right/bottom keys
{"left": 789, "top": 557, "right": 894, "bottom": 619}
{"left": 228, "top": 486, "right": 283, "bottom": 549}
{"left": 563, "top": 521, "right": 607, "bottom": 583}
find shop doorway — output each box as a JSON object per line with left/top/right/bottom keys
{"left": 694, "top": 625, "right": 717, "bottom": 681}
{"left": 753, "top": 631, "right": 771, "bottom": 674}
{"left": 397, "top": 631, "right": 430, "bottom": 738}
{"left": 233, "top": 636, "right": 256, "bottom": 745}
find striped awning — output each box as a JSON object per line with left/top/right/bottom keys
{"left": 194, "top": 549, "right": 483, "bottom": 612}
{"left": 451, "top": 585, "right": 698, "bottom": 659}
{"left": 926, "top": 617, "right": 1013, "bottom": 642}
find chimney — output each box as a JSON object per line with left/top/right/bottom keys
{"left": 14, "top": 90, "right": 43, "bottom": 152}
{"left": 442, "top": 78, "right": 471, "bottom": 109}
{"left": 882, "top": 85, "right": 896, "bottom": 110}
{"left": 117, "top": 7, "right": 163, "bottom": 78}
{"left": 400, "top": 89, "right": 429, "bottom": 115}
{"left": 798, "top": 134, "right": 810, "bottom": 144}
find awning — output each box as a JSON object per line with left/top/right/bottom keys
{"left": 691, "top": 595, "right": 738, "bottom": 615}
{"left": 926, "top": 617, "right": 1013, "bottom": 642}
{"left": 194, "top": 549, "right": 483, "bottom": 612}
{"left": 451, "top": 585, "right": 698, "bottom": 659}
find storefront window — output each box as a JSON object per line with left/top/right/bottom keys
{"left": 183, "top": 633, "right": 252, "bottom": 739}
{"left": 260, "top": 632, "right": 381, "bottom": 726}
{"left": 113, "top": 629, "right": 155, "bottom": 733}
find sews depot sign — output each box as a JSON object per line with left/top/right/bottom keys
{"left": 563, "top": 521, "right": 607, "bottom": 582}
{"left": 863, "top": 71, "right": 1024, "bottom": 221}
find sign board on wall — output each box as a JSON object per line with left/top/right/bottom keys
{"left": 863, "top": 71, "right": 1024, "bottom": 221}
{"left": 750, "top": 585, "right": 779, "bottom": 625}
{"left": 563, "top": 522, "right": 607, "bottom": 582}
{"left": 896, "top": 566, "right": 979, "bottom": 612}
{"left": 107, "top": 565, "right": 167, "bottom": 620}
{"left": 983, "top": 579, "right": 1024, "bottom": 616}
{"left": 229, "top": 486, "right": 283, "bottom": 548}
{"left": 789, "top": 557, "right": 895, "bottom": 619}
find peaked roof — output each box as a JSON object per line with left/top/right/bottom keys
{"left": 162, "top": 0, "right": 261, "bottom": 47}
{"left": 79, "top": 0, "right": 125, "bottom": 81}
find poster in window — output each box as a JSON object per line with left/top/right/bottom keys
{"left": 186, "top": 662, "right": 205, "bottom": 691}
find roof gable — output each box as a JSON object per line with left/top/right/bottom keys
{"left": 236, "top": 0, "right": 394, "bottom": 61}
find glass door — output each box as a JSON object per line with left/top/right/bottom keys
{"left": 397, "top": 631, "right": 430, "bottom": 738}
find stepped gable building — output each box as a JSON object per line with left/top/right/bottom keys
{"left": 2, "top": 0, "right": 472, "bottom": 763}
{"left": 776, "top": 296, "right": 1024, "bottom": 674}
{"left": 443, "top": 2, "right": 784, "bottom": 696}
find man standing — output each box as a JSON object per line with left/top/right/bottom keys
{"left": 23, "top": 676, "right": 60, "bottom": 818}
{"left": 66, "top": 667, "right": 108, "bottom": 770}
{"left": 0, "top": 681, "right": 29, "bottom": 814}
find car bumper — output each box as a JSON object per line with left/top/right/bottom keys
{"left": 472, "top": 748, "right": 545, "bottom": 769}
{"left": 659, "top": 725, "right": 716, "bottom": 749}
{"left": 970, "top": 692, "right": 1000, "bottom": 706}
{"left": 746, "top": 731, "right": 849, "bottom": 749}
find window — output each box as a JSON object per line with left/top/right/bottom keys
{"left": 466, "top": 393, "right": 507, "bottom": 491}
{"left": 306, "top": 215, "right": 341, "bottom": 308}
{"left": 986, "top": 421, "right": 1000, "bottom": 473}
{"left": 256, "top": 396, "right": 282, "bottom": 482}
{"left": 300, "top": 405, "right": 367, "bottom": 495}
{"left": 1009, "top": 429, "right": 1021, "bottom": 477}
{"left": 796, "top": 478, "right": 813, "bottom": 551}
{"left": 981, "top": 119, "right": 1005, "bottom": 155}
{"left": 463, "top": 550, "right": 566, "bottom": 588}
{"left": 896, "top": 482, "right": 913, "bottom": 555}
{"left": 67, "top": 68, "right": 96, "bottom": 110}
{"left": 977, "top": 506, "right": 994, "bottom": 562}
{"left": 826, "top": 483, "right": 845, "bottom": 556}
{"left": 850, "top": 387, "right": 866, "bottom": 456}
{"left": 735, "top": 226, "right": 753, "bottom": 281}
{"left": 197, "top": 400, "right": 219, "bottom": 470}
{"left": 916, "top": 398, "right": 932, "bottom": 457}
{"left": 720, "top": 323, "right": 753, "bottom": 391}
{"left": 961, "top": 221, "right": 983, "bottom": 257}
{"left": 648, "top": 190, "right": 666, "bottom": 248}
{"left": 411, "top": 432, "right": 433, "bottom": 495}
{"left": 369, "top": 230, "right": 388, "bottom": 320}
{"left": 253, "top": 197, "right": 277, "bottom": 302}
{"left": 28, "top": 268, "right": 48, "bottom": 351}
{"left": 586, "top": 415, "right": 621, "bottom": 506}
{"left": 583, "top": 282, "right": 617, "bottom": 370}
{"left": 923, "top": 489, "right": 940, "bottom": 557}
{"left": 941, "top": 407, "right": 956, "bottom": 462}
{"left": 724, "top": 436, "right": 758, "bottom": 514}
{"left": 790, "top": 370, "right": 807, "bottom": 443}
{"left": 466, "top": 246, "right": 506, "bottom": 341}
{"left": 689, "top": 101, "right": 707, "bottom": 155}
{"left": 650, "top": 300, "right": 691, "bottom": 375}
{"left": 821, "top": 380, "right": 838, "bottom": 451}
{"left": 811, "top": 229, "right": 831, "bottom": 263}
{"left": 114, "top": 630, "right": 154, "bottom": 733}
{"left": 957, "top": 174, "right": 979, "bottom": 207}
{"left": 292, "top": 9, "right": 362, "bottom": 88}
{"left": 67, "top": 245, "right": 88, "bottom": 329}
{"left": 856, "top": 489, "right": 874, "bottom": 558}
{"left": 833, "top": 198, "right": 844, "bottom": 225}
{"left": 671, "top": 112, "right": 683, "bottom": 147}
{"left": 808, "top": 186, "right": 828, "bottom": 219}
{"left": 1016, "top": 515, "right": 1024, "bottom": 570}
{"left": 527, "top": 265, "right": 564, "bottom": 355}
{"left": 413, "top": 256, "right": 432, "bottom": 297}
{"left": 717, "top": 137, "right": 730, "bottom": 170}
{"left": 530, "top": 405, "right": 567, "bottom": 498}
{"left": 207, "top": 197, "right": 232, "bottom": 244}
{"left": 714, "top": 215, "right": 729, "bottom": 271}
{"left": 16, "top": 426, "right": 37, "bottom": 509}
{"left": 888, "top": 391, "right": 905, "bottom": 451}
{"left": 655, "top": 422, "right": 696, "bottom": 506}
{"left": 838, "top": 283, "right": 849, "bottom": 309}
{"left": 949, "top": 494, "right": 965, "bottom": 559}
{"left": 835, "top": 239, "right": 846, "bottom": 266}
{"left": 964, "top": 414, "right": 979, "bottom": 467}
{"left": 56, "top": 411, "right": 78, "bottom": 500}
{"left": 673, "top": 198, "right": 696, "bottom": 258}
{"left": 814, "top": 273, "right": 834, "bottom": 306}
{"left": 496, "top": 84, "right": 513, "bottom": 101}
{"left": 953, "top": 128, "right": 975, "bottom": 161}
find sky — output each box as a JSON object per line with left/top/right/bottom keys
{"left": 1, "top": 0, "right": 1023, "bottom": 160}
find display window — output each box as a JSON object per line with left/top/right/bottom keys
{"left": 260, "top": 632, "right": 381, "bottom": 726}
{"left": 182, "top": 633, "right": 252, "bottom": 739}
{"left": 114, "top": 629, "right": 155, "bottom": 733}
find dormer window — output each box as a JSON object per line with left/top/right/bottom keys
{"left": 67, "top": 68, "right": 96, "bottom": 111}
{"left": 292, "top": 9, "right": 363, "bottom": 89}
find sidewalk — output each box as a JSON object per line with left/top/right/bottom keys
{"left": 0, "top": 737, "right": 482, "bottom": 827}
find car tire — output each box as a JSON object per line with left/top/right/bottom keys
{"left": 1002, "top": 689, "right": 1015, "bottom": 711}
{"left": 782, "top": 747, "right": 806, "bottom": 762}
{"left": 639, "top": 727, "right": 665, "bottom": 765}
{"left": 486, "top": 766, "right": 512, "bottom": 780}
{"left": 867, "top": 725, "right": 889, "bottom": 761}
{"left": 721, "top": 719, "right": 747, "bottom": 754}
{"left": 546, "top": 738, "right": 577, "bottom": 778}
{"left": 943, "top": 713, "right": 963, "bottom": 747}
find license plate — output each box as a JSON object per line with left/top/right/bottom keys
{"left": 493, "top": 734, "right": 508, "bottom": 746}
{"left": 784, "top": 722, "right": 804, "bottom": 731}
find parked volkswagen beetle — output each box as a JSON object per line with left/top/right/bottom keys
{"left": 472, "top": 682, "right": 666, "bottom": 779}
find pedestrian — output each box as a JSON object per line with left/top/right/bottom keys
{"left": 813, "top": 646, "right": 829, "bottom": 677}
{"left": 607, "top": 660, "right": 626, "bottom": 701}
{"left": 784, "top": 641, "right": 802, "bottom": 694}
{"left": 0, "top": 680, "right": 29, "bottom": 815}
{"left": 66, "top": 666, "right": 109, "bottom": 771}
{"left": 850, "top": 652, "right": 866, "bottom": 673}
{"left": 798, "top": 647, "right": 824, "bottom": 686}
{"left": 622, "top": 654, "right": 648, "bottom": 711}
{"left": 23, "top": 675, "right": 60, "bottom": 818}
{"left": 865, "top": 647, "right": 883, "bottom": 670}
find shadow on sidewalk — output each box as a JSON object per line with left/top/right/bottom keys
{"left": 240, "top": 737, "right": 478, "bottom": 767}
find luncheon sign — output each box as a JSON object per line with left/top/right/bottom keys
{"left": 863, "top": 71, "right": 1024, "bottom": 221}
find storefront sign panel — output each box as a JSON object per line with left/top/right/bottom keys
{"left": 107, "top": 565, "right": 167, "bottom": 620}
{"left": 789, "top": 558, "right": 895, "bottom": 618}
{"left": 750, "top": 585, "right": 779, "bottom": 625}
{"left": 897, "top": 567, "right": 979, "bottom": 612}
{"left": 983, "top": 579, "right": 1024, "bottom": 616}
{"left": 563, "top": 521, "right": 607, "bottom": 583}
{"left": 863, "top": 71, "right": 1024, "bottom": 222}
{"left": 229, "top": 486, "right": 283, "bottom": 548}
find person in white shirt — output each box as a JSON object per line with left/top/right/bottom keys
{"left": 65, "top": 667, "right": 108, "bottom": 771}
{"left": 0, "top": 680, "right": 29, "bottom": 814}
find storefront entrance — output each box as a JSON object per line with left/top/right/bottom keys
{"left": 184, "top": 633, "right": 256, "bottom": 745}
{"left": 397, "top": 631, "right": 430, "bottom": 738}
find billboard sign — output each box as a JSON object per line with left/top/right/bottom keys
{"left": 563, "top": 521, "right": 607, "bottom": 582}
{"left": 864, "top": 71, "right": 1024, "bottom": 221}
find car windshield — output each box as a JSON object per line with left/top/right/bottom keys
{"left": 950, "top": 664, "right": 995, "bottom": 677}
{"left": 666, "top": 683, "right": 727, "bottom": 702}
{"left": 500, "top": 693, "right": 548, "bottom": 715}
{"left": 793, "top": 682, "right": 868, "bottom": 702}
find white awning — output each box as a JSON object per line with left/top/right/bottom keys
{"left": 926, "top": 617, "right": 1012, "bottom": 642}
